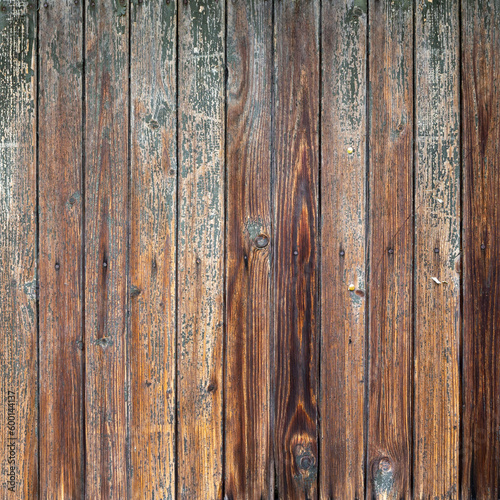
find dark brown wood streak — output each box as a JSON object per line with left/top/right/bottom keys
{"left": 84, "top": 0, "right": 129, "bottom": 497}
{"left": 273, "top": 0, "right": 319, "bottom": 498}
{"left": 38, "top": 0, "right": 84, "bottom": 497}
{"left": 367, "top": 0, "right": 414, "bottom": 498}
{"left": 225, "top": 0, "right": 273, "bottom": 498}
{"left": 462, "top": 0, "right": 500, "bottom": 497}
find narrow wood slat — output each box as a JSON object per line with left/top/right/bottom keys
{"left": 320, "top": 1, "right": 367, "bottom": 497}
{"left": 38, "top": 1, "right": 84, "bottom": 498}
{"left": 273, "top": 0, "right": 319, "bottom": 497}
{"left": 367, "top": 0, "right": 413, "bottom": 497}
{"left": 177, "top": 1, "right": 225, "bottom": 497}
{"left": 225, "top": 0, "right": 273, "bottom": 498}
{"left": 0, "top": 2, "right": 37, "bottom": 497}
{"left": 462, "top": 0, "right": 500, "bottom": 496}
{"left": 413, "top": 0, "right": 460, "bottom": 496}
{"left": 84, "top": 2, "right": 129, "bottom": 497}
{"left": 129, "top": 1, "right": 177, "bottom": 498}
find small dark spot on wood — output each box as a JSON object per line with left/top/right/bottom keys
{"left": 434, "top": 247, "right": 439, "bottom": 253}
{"left": 349, "top": 337, "right": 352, "bottom": 344}
{"left": 27, "top": 3, "right": 33, "bottom": 9}
{"left": 102, "top": 260, "right": 107, "bottom": 268}
{"left": 90, "top": 0, "right": 95, "bottom": 5}
{"left": 149, "top": 120, "right": 158, "bottom": 129}
{"left": 388, "top": 248, "right": 394, "bottom": 255}
{"left": 55, "top": 262, "right": 60, "bottom": 270}
{"left": 166, "top": 0, "right": 170, "bottom": 4}
{"left": 76, "top": 340, "right": 84, "bottom": 351}
{"left": 145, "top": 380, "right": 151, "bottom": 387}
{"left": 481, "top": 243, "right": 486, "bottom": 250}
{"left": 0, "top": 5, "right": 6, "bottom": 11}
{"left": 152, "top": 258, "right": 157, "bottom": 270}
{"left": 169, "top": 169, "right": 175, "bottom": 176}
{"left": 130, "top": 285, "right": 141, "bottom": 298}
{"left": 207, "top": 381, "right": 217, "bottom": 393}
{"left": 355, "top": 289, "right": 365, "bottom": 297}
{"left": 353, "top": 6, "right": 362, "bottom": 16}
{"left": 339, "top": 249, "right": 345, "bottom": 257}
{"left": 255, "top": 234, "right": 269, "bottom": 248}
{"left": 183, "top": 0, "right": 187, "bottom": 5}
{"left": 74, "top": 0, "right": 78, "bottom": 4}
{"left": 196, "top": 257, "right": 201, "bottom": 265}
{"left": 43, "top": 1, "right": 48, "bottom": 7}
{"left": 97, "top": 337, "right": 109, "bottom": 348}
{"left": 293, "top": 250, "right": 298, "bottom": 256}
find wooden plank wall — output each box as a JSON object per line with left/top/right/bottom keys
{"left": 0, "top": 0, "right": 499, "bottom": 499}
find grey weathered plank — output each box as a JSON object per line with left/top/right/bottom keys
{"left": 0, "top": 1, "right": 37, "bottom": 498}
{"left": 84, "top": 1, "right": 129, "bottom": 497}
{"left": 177, "top": 0, "right": 225, "bottom": 497}
{"left": 129, "top": 0, "right": 177, "bottom": 498}
{"left": 38, "top": 0, "right": 84, "bottom": 498}
{"left": 461, "top": 0, "right": 500, "bottom": 496}
{"left": 273, "top": 0, "right": 320, "bottom": 498}
{"left": 413, "top": 0, "right": 461, "bottom": 496}
{"left": 320, "top": 1, "right": 367, "bottom": 497}
{"left": 367, "top": 0, "right": 414, "bottom": 497}
{"left": 225, "top": 0, "right": 273, "bottom": 498}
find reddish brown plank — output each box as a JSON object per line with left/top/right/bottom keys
{"left": 0, "top": 1, "right": 37, "bottom": 497}
{"left": 273, "top": 0, "right": 319, "bottom": 498}
{"left": 38, "top": 1, "right": 84, "bottom": 498}
{"left": 84, "top": 1, "right": 129, "bottom": 497}
{"left": 177, "top": 0, "right": 225, "bottom": 498}
{"left": 225, "top": 0, "right": 273, "bottom": 498}
{"left": 462, "top": 0, "right": 500, "bottom": 496}
{"left": 129, "top": 1, "right": 177, "bottom": 498}
{"left": 367, "top": 0, "right": 413, "bottom": 497}
{"left": 413, "top": 0, "right": 461, "bottom": 496}
{"left": 320, "top": 1, "right": 367, "bottom": 497}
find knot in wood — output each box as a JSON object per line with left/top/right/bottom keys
{"left": 255, "top": 235, "right": 269, "bottom": 248}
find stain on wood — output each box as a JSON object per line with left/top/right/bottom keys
{"left": 225, "top": 0, "right": 273, "bottom": 498}
{"left": 38, "top": 0, "right": 84, "bottom": 498}
{"left": 129, "top": 0, "right": 177, "bottom": 498}
{"left": 84, "top": 0, "right": 129, "bottom": 497}
{"left": 0, "top": 1, "right": 37, "bottom": 498}
{"left": 177, "top": 0, "right": 225, "bottom": 498}
{"left": 413, "top": 0, "right": 461, "bottom": 496}
{"left": 273, "top": 0, "right": 319, "bottom": 498}
{"left": 462, "top": 0, "right": 500, "bottom": 497}
{"left": 367, "top": 0, "right": 413, "bottom": 498}
{"left": 320, "top": 0, "right": 367, "bottom": 497}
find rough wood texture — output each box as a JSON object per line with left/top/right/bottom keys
{"left": 0, "top": 1, "right": 37, "bottom": 497}
{"left": 38, "top": 1, "right": 84, "bottom": 498}
{"left": 129, "top": 1, "right": 176, "bottom": 498}
{"left": 320, "top": 1, "right": 367, "bottom": 497}
{"left": 367, "top": 0, "right": 413, "bottom": 498}
{"left": 413, "top": 0, "right": 461, "bottom": 496}
{"left": 84, "top": 1, "right": 129, "bottom": 498}
{"left": 177, "top": 0, "right": 225, "bottom": 497}
{"left": 273, "top": 0, "right": 319, "bottom": 498}
{"left": 462, "top": 0, "right": 500, "bottom": 496}
{"left": 225, "top": 0, "right": 273, "bottom": 498}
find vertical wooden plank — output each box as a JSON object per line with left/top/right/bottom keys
{"left": 84, "top": 0, "right": 128, "bottom": 497}
{"left": 0, "top": 1, "right": 37, "bottom": 497}
{"left": 273, "top": 0, "right": 319, "bottom": 498}
{"left": 462, "top": 0, "right": 500, "bottom": 496}
{"left": 413, "top": 0, "right": 460, "bottom": 496}
{"left": 367, "top": 0, "right": 413, "bottom": 498}
{"left": 129, "top": 0, "right": 176, "bottom": 498}
{"left": 38, "top": 0, "right": 84, "bottom": 498}
{"left": 320, "top": 0, "right": 367, "bottom": 497}
{"left": 225, "top": 0, "right": 272, "bottom": 498}
{"left": 177, "top": 0, "right": 224, "bottom": 498}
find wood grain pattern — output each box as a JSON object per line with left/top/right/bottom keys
{"left": 177, "top": 0, "right": 225, "bottom": 497}
{"left": 129, "top": 1, "right": 176, "bottom": 498}
{"left": 273, "top": 0, "right": 319, "bottom": 498}
{"left": 84, "top": 1, "right": 129, "bottom": 497}
{"left": 320, "top": 1, "right": 367, "bottom": 497}
{"left": 413, "top": 0, "right": 461, "bottom": 496}
{"left": 462, "top": 0, "right": 500, "bottom": 496}
{"left": 367, "top": 0, "right": 413, "bottom": 497}
{"left": 225, "top": 0, "right": 273, "bottom": 498}
{"left": 0, "top": 1, "right": 37, "bottom": 497}
{"left": 38, "top": 1, "right": 84, "bottom": 498}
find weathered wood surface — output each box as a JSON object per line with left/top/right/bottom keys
{"left": 273, "top": 0, "right": 319, "bottom": 498}
{"left": 84, "top": 1, "right": 129, "bottom": 498}
{"left": 0, "top": 1, "right": 37, "bottom": 498}
{"left": 413, "top": 0, "right": 461, "bottom": 496}
{"left": 462, "top": 0, "right": 500, "bottom": 497}
{"left": 177, "top": 0, "right": 225, "bottom": 498}
{"left": 320, "top": 1, "right": 367, "bottom": 497}
{"left": 129, "top": 1, "right": 177, "bottom": 498}
{"left": 0, "top": 1, "right": 499, "bottom": 498}
{"left": 225, "top": 0, "right": 273, "bottom": 498}
{"left": 38, "top": 1, "right": 84, "bottom": 498}
{"left": 367, "top": 0, "right": 414, "bottom": 498}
